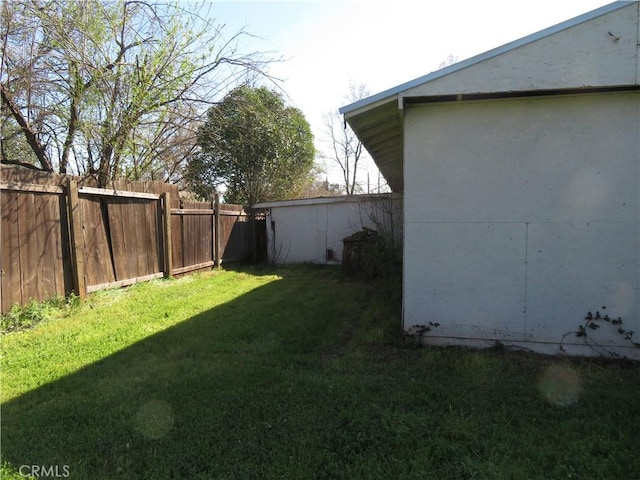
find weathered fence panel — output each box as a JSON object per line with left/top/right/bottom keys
{"left": 169, "top": 201, "right": 251, "bottom": 274}
{"left": 219, "top": 208, "right": 251, "bottom": 262}
{"left": 82, "top": 194, "right": 163, "bottom": 292}
{"left": 175, "top": 201, "right": 214, "bottom": 273}
{"left": 0, "top": 178, "right": 73, "bottom": 310}
{"left": 1, "top": 166, "right": 260, "bottom": 313}
{"left": 81, "top": 196, "right": 117, "bottom": 288}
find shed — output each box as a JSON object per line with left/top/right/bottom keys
{"left": 340, "top": 1, "right": 640, "bottom": 357}
{"left": 254, "top": 194, "right": 402, "bottom": 264}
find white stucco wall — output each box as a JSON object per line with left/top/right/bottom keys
{"left": 261, "top": 195, "right": 402, "bottom": 264}
{"left": 401, "top": 2, "right": 639, "bottom": 98}
{"left": 403, "top": 92, "right": 639, "bottom": 358}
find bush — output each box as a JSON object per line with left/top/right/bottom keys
{"left": 1, "top": 294, "right": 79, "bottom": 334}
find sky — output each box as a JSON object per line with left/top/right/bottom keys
{"left": 206, "top": 0, "right": 614, "bottom": 189}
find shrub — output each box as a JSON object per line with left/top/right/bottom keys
{"left": 1, "top": 294, "right": 79, "bottom": 334}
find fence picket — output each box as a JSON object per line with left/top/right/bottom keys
{"left": 162, "top": 192, "right": 172, "bottom": 278}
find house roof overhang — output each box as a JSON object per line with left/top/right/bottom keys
{"left": 341, "top": 98, "right": 404, "bottom": 192}
{"left": 339, "top": 1, "right": 639, "bottom": 193}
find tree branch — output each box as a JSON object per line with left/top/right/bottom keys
{"left": 0, "top": 82, "right": 53, "bottom": 171}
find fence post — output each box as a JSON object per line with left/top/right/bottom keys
{"left": 66, "top": 177, "right": 87, "bottom": 299}
{"left": 214, "top": 193, "right": 221, "bottom": 268}
{"left": 162, "top": 192, "right": 172, "bottom": 277}
{"left": 210, "top": 196, "right": 215, "bottom": 269}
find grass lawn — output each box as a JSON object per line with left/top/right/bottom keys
{"left": 1, "top": 265, "right": 639, "bottom": 479}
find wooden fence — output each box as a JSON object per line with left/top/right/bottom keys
{"left": 0, "top": 165, "right": 259, "bottom": 313}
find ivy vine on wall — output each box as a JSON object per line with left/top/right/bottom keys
{"left": 560, "top": 306, "right": 639, "bottom": 357}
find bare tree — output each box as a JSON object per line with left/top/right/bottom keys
{"left": 0, "top": 0, "right": 53, "bottom": 170}
{"left": 324, "top": 83, "right": 369, "bottom": 195}
{"left": 1, "top": 0, "right": 277, "bottom": 186}
{"left": 438, "top": 54, "right": 459, "bottom": 69}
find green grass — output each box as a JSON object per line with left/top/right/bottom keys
{"left": 1, "top": 265, "right": 639, "bottom": 479}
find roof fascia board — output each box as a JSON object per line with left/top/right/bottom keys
{"left": 339, "top": 1, "right": 634, "bottom": 117}
{"left": 342, "top": 96, "right": 397, "bottom": 119}
{"left": 254, "top": 192, "right": 402, "bottom": 209}
{"left": 402, "top": 84, "right": 640, "bottom": 106}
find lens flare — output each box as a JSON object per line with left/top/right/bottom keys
{"left": 538, "top": 364, "right": 583, "bottom": 407}
{"left": 135, "top": 400, "right": 174, "bottom": 439}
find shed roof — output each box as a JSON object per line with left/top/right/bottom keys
{"left": 339, "top": 1, "right": 640, "bottom": 192}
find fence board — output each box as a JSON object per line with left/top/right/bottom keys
{"left": 114, "top": 200, "right": 129, "bottom": 280}
{"left": 39, "top": 195, "right": 55, "bottom": 295}
{"left": 171, "top": 208, "right": 213, "bottom": 215}
{"left": 183, "top": 210, "right": 195, "bottom": 269}
{"left": 161, "top": 193, "right": 172, "bottom": 278}
{"left": 105, "top": 198, "right": 125, "bottom": 281}
{"left": 145, "top": 200, "right": 160, "bottom": 275}
{"left": 18, "top": 192, "right": 36, "bottom": 303}
{"left": 81, "top": 197, "right": 116, "bottom": 287}
{"left": 36, "top": 193, "right": 57, "bottom": 298}
{"left": 140, "top": 200, "right": 159, "bottom": 276}
{"left": 171, "top": 211, "right": 184, "bottom": 270}
{"left": 1, "top": 167, "right": 67, "bottom": 188}
{"left": 47, "top": 194, "right": 71, "bottom": 296}
{"left": 1, "top": 190, "right": 21, "bottom": 309}
{"left": 79, "top": 186, "right": 159, "bottom": 200}
{"left": 87, "top": 272, "right": 164, "bottom": 293}
{"left": 132, "top": 201, "right": 145, "bottom": 277}
{"left": 172, "top": 261, "right": 215, "bottom": 276}
{"left": 0, "top": 182, "right": 64, "bottom": 194}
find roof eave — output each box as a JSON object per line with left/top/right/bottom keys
{"left": 339, "top": 1, "right": 637, "bottom": 194}
{"left": 339, "top": 1, "right": 633, "bottom": 117}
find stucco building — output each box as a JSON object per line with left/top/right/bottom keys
{"left": 340, "top": 1, "right": 639, "bottom": 357}
{"left": 255, "top": 194, "right": 402, "bottom": 264}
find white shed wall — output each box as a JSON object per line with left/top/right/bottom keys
{"left": 403, "top": 92, "right": 639, "bottom": 357}
{"left": 265, "top": 196, "right": 402, "bottom": 264}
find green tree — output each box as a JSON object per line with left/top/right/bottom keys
{"left": 189, "top": 86, "right": 315, "bottom": 205}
